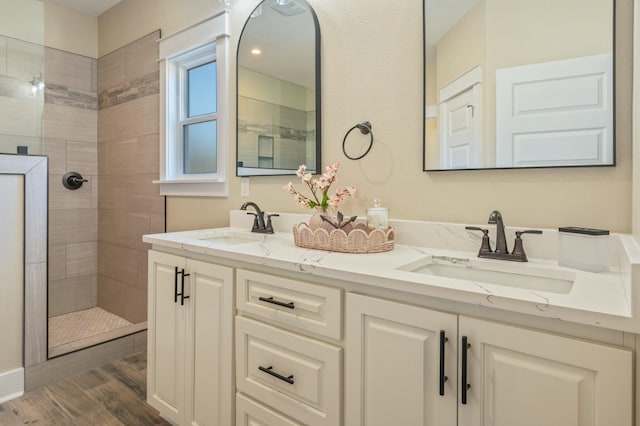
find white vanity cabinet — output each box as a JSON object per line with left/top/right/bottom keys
{"left": 346, "top": 293, "right": 633, "bottom": 426}
{"left": 459, "top": 316, "right": 632, "bottom": 426}
{"left": 235, "top": 269, "right": 343, "bottom": 426}
{"left": 345, "top": 293, "right": 459, "bottom": 426}
{"left": 147, "top": 250, "right": 234, "bottom": 426}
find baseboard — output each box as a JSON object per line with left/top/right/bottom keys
{"left": 0, "top": 367, "right": 24, "bottom": 404}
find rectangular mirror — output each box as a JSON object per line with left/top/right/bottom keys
{"left": 423, "top": 0, "right": 615, "bottom": 171}
{"left": 237, "top": 0, "right": 321, "bottom": 176}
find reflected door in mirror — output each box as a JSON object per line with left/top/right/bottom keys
{"left": 423, "top": 0, "right": 615, "bottom": 171}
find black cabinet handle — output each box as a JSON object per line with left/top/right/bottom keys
{"left": 180, "top": 270, "right": 190, "bottom": 305}
{"left": 439, "top": 330, "right": 448, "bottom": 396}
{"left": 258, "top": 296, "right": 295, "bottom": 309}
{"left": 258, "top": 365, "right": 294, "bottom": 384}
{"left": 174, "top": 267, "right": 179, "bottom": 303}
{"left": 461, "top": 336, "right": 471, "bottom": 404}
{"left": 173, "top": 268, "right": 190, "bottom": 305}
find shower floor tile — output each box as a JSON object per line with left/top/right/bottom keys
{"left": 49, "top": 307, "right": 134, "bottom": 354}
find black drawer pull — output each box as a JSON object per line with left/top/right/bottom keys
{"left": 439, "top": 330, "right": 448, "bottom": 396}
{"left": 258, "top": 365, "right": 294, "bottom": 384}
{"left": 258, "top": 296, "right": 295, "bottom": 309}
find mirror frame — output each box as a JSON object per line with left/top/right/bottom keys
{"left": 236, "top": 0, "right": 322, "bottom": 177}
{"left": 421, "top": 0, "right": 617, "bottom": 172}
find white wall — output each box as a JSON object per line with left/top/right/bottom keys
{"left": 0, "top": 175, "right": 24, "bottom": 402}
{"left": 100, "top": 0, "right": 634, "bottom": 233}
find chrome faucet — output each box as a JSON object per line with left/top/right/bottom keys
{"left": 466, "top": 210, "right": 542, "bottom": 262}
{"left": 240, "top": 202, "right": 278, "bottom": 234}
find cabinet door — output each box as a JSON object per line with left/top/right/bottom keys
{"left": 147, "top": 250, "right": 187, "bottom": 425}
{"left": 184, "top": 259, "right": 234, "bottom": 426}
{"left": 459, "top": 316, "right": 632, "bottom": 426}
{"left": 346, "top": 293, "right": 458, "bottom": 426}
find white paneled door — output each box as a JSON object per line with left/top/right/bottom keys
{"left": 496, "top": 53, "right": 613, "bottom": 167}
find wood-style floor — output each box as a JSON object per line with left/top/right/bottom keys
{"left": 0, "top": 352, "right": 171, "bottom": 425}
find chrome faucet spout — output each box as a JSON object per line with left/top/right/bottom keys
{"left": 488, "top": 210, "right": 508, "bottom": 254}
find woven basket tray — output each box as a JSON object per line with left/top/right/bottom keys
{"left": 292, "top": 221, "right": 395, "bottom": 253}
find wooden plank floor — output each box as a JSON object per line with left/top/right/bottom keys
{"left": 0, "top": 352, "right": 171, "bottom": 425}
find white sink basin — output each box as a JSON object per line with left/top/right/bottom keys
{"left": 399, "top": 256, "right": 575, "bottom": 294}
{"left": 198, "top": 230, "right": 266, "bottom": 245}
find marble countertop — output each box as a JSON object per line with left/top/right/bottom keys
{"left": 143, "top": 211, "right": 640, "bottom": 333}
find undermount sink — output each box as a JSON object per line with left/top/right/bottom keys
{"left": 399, "top": 256, "right": 575, "bottom": 294}
{"left": 198, "top": 230, "right": 266, "bottom": 245}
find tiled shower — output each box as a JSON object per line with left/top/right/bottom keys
{"left": 0, "top": 28, "right": 164, "bottom": 358}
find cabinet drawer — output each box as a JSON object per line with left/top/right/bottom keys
{"left": 236, "top": 317, "right": 341, "bottom": 426}
{"left": 236, "top": 393, "right": 302, "bottom": 426}
{"left": 236, "top": 269, "right": 342, "bottom": 339}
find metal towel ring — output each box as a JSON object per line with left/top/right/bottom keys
{"left": 342, "top": 121, "right": 374, "bottom": 160}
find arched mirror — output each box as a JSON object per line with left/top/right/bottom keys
{"left": 423, "top": 0, "right": 615, "bottom": 171}
{"left": 237, "top": 0, "right": 321, "bottom": 176}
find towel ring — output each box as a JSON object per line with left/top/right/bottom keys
{"left": 342, "top": 121, "right": 374, "bottom": 160}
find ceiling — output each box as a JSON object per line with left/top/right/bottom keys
{"left": 50, "top": 0, "right": 123, "bottom": 16}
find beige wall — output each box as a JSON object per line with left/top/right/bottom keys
{"left": 0, "top": 175, "right": 24, "bottom": 373}
{"left": 0, "top": 0, "right": 43, "bottom": 44}
{"left": 101, "top": 0, "right": 634, "bottom": 233}
{"left": 44, "top": 0, "right": 98, "bottom": 59}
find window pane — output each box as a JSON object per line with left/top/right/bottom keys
{"left": 188, "top": 61, "right": 217, "bottom": 117}
{"left": 184, "top": 120, "right": 217, "bottom": 174}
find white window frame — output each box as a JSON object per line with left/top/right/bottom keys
{"left": 155, "top": 11, "right": 230, "bottom": 197}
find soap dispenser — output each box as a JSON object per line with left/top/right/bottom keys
{"left": 367, "top": 198, "right": 389, "bottom": 230}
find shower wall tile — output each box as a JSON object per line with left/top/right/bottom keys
{"left": 97, "top": 48, "right": 126, "bottom": 94}
{"left": 112, "top": 94, "right": 159, "bottom": 140}
{"left": 124, "top": 32, "right": 159, "bottom": 83}
{"left": 96, "top": 276, "right": 128, "bottom": 321}
{"left": 98, "top": 210, "right": 154, "bottom": 252}
{"left": 97, "top": 30, "right": 163, "bottom": 325}
{"left": 98, "top": 105, "right": 115, "bottom": 143}
{"left": 67, "top": 140, "right": 97, "bottom": 175}
{"left": 43, "top": 138, "right": 66, "bottom": 174}
{"left": 49, "top": 173, "right": 92, "bottom": 209}
{"left": 98, "top": 242, "right": 139, "bottom": 287}
{"left": 44, "top": 48, "right": 93, "bottom": 92}
{"left": 49, "top": 245, "right": 66, "bottom": 281}
{"left": 66, "top": 242, "right": 97, "bottom": 277}
{"left": 43, "top": 103, "right": 97, "bottom": 142}
{"left": 49, "top": 208, "right": 98, "bottom": 245}
{"left": 43, "top": 46, "right": 100, "bottom": 317}
{"left": 49, "top": 275, "right": 95, "bottom": 317}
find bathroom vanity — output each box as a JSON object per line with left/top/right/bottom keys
{"left": 144, "top": 211, "right": 640, "bottom": 426}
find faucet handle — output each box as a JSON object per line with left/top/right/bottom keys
{"left": 465, "top": 226, "right": 492, "bottom": 255}
{"left": 515, "top": 229, "right": 543, "bottom": 237}
{"left": 265, "top": 214, "right": 279, "bottom": 234}
{"left": 512, "top": 229, "right": 543, "bottom": 261}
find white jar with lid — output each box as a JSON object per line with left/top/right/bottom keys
{"left": 367, "top": 198, "right": 389, "bottom": 230}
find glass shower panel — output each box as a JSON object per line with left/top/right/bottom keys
{"left": 0, "top": 0, "right": 44, "bottom": 155}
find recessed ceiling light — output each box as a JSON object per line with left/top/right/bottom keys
{"left": 251, "top": 48, "right": 262, "bottom": 55}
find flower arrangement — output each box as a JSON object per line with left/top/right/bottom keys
{"left": 283, "top": 163, "right": 357, "bottom": 213}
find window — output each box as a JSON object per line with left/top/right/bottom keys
{"left": 156, "top": 12, "right": 230, "bottom": 197}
